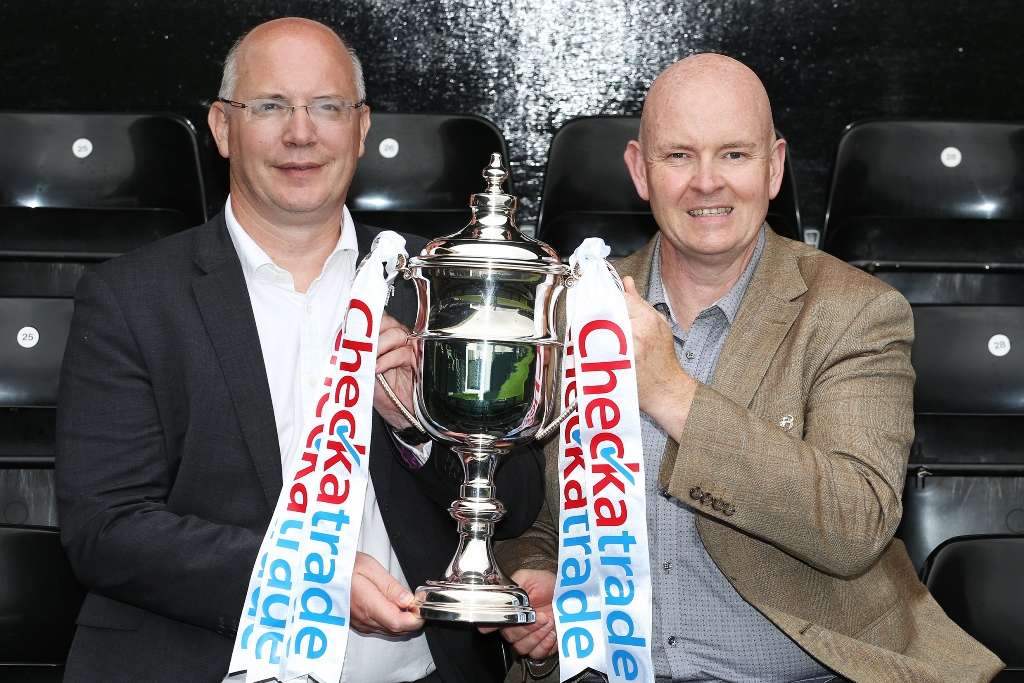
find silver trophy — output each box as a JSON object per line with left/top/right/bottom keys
{"left": 379, "top": 153, "right": 572, "bottom": 624}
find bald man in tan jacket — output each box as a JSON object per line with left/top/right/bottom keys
{"left": 492, "top": 54, "right": 1003, "bottom": 683}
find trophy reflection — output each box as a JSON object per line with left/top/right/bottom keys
{"left": 380, "top": 153, "right": 570, "bottom": 624}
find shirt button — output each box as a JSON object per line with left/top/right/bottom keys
{"left": 667, "top": 635, "right": 677, "bottom": 647}
{"left": 684, "top": 350, "right": 695, "bottom": 361}
{"left": 305, "top": 303, "right": 313, "bottom": 315}
{"left": 662, "top": 561, "right": 671, "bottom": 573}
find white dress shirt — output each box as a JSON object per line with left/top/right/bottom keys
{"left": 224, "top": 198, "right": 436, "bottom": 683}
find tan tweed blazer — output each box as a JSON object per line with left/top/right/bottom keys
{"left": 497, "top": 231, "right": 1003, "bottom": 682}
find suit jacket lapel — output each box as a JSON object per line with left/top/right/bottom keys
{"left": 614, "top": 230, "right": 807, "bottom": 409}
{"left": 613, "top": 237, "right": 657, "bottom": 294}
{"left": 192, "top": 214, "right": 282, "bottom": 509}
{"left": 711, "top": 231, "right": 806, "bottom": 407}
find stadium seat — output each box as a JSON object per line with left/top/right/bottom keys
{"left": 895, "top": 304, "right": 1024, "bottom": 569}
{"left": 347, "top": 113, "right": 511, "bottom": 237}
{"left": 898, "top": 475, "right": 1024, "bottom": 571}
{"left": 822, "top": 119, "right": 1024, "bottom": 305}
{"left": 912, "top": 306, "right": 1024, "bottom": 421}
{"left": 0, "top": 112, "right": 207, "bottom": 484}
{"left": 0, "top": 525, "right": 85, "bottom": 681}
{"left": 0, "top": 112, "right": 207, "bottom": 262}
{"left": 535, "top": 116, "right": 802, "bottom": 258}
{"left": 0, "top": 298, "right": 74, "bottom": 466}
{"left": 825, "top": 121, "right": 1024, "bottom": 573}
{"left": 921, "top": 535, "right": 1024, "bottom": 677}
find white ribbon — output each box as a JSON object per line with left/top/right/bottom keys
{"left": 555, "top": 238, "right": 654, "bottom": 682}
{"left": 228, "top": 231, "right": 408, "bottom": 683}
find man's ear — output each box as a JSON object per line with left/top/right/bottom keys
{"left": 208, "top": 101, "right": 231, "bottom": 159}
{"left": 767, "top": 136, "right": 787, "bottom": 200}
{"left": 356, "top": 105, "right": 371, "bottom": 158}
{"left": 623, "top": 140, "right": 650, "bottom": 201}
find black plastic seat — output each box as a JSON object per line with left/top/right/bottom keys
{"left": 0, "top": 112, "right": 207, "bottom": 263}
{"left": 895, "top": 305, "right": 1024, "bottom": 569}
{"left": 829, "top": 126, "right": 1024, "bottom": 571}
{"left": 0, "top": 112, "right": 207, "bottom": 465}
{"left": 920, "top": 535, "right": 1024, "bottom": 674}
{"left": 913, "top": 306, "right": 1024, "bottom": 420}
{"left": 0, "top": 298, "right": 74, "bottom": 408}
{"left": 347, "top": 113, "right": 510, "bottom": 238}
{"left": 535, "top": 116, "right": 802, "bottom": 259}
{"left": 0, "top": 298, "right": 74, "bottom": 467}
{"left": 898, "top": 475, "right": 1024, "bottom": 571}
{"left": 0, "top": 525, "right": 85, "bottom": 681}
{"left": 823, "top": 120, "right": 1024, "bottom": 305}
{"left": 0, "top": 113, "right": 206, "bottom": 467}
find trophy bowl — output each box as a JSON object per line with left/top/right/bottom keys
{"left": 384, "top": 153, "right": 570, "bottom": 624}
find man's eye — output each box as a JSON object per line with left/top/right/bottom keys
{"left": 724, "top": 151, "right": 746, "bottom": 160}
{"left": 254, "top": 101, "right": 285, "bottom": 113}
{"left": 316, "top": 101, "right": 343, "bottom": 113}
{"left": 668, "top": 152, "right": 689, "bottom": 160}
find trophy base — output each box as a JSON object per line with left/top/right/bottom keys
{"left": 415, "top": 581, "right": 536, "bottom": 625}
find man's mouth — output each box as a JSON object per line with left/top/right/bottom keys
{"left": 687, "top": 207, "right": 733, "bottom": 217}
{"left": 276, "top": 162, "right": 323, "bottom": 171}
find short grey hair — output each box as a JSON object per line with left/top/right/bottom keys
{"left": 217, "top": 27, "right": 366, "bottom": 101}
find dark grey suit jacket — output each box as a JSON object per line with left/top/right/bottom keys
{"left": 56, "top": 213, "right": 544, "bottom": 682}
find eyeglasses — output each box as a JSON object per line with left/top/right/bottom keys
{"left": 217, "top": 97, "right": 366, "bottom": 124}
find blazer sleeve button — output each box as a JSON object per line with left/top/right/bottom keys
{"left": 689, "top": 486, "right": 703, "bottom": 501}
{"left": 724, "top": 503, "right": 736, "bottom": 516}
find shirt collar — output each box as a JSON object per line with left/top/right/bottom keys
{"left": 647, "top": 223, "right": 767, "bottom": 326}
{"left": 224, "top": 196, "right": 359, "bottom": 284}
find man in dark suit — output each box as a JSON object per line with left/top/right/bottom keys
{"left": 55, "top": 17, "right": 543, "bottom": 682}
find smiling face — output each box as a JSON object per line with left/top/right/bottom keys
{"left": 624, "top": 54, "right": 785, "bottom": 267}
{"left": 208, "top": 19, "right": 369, "bottom": 229}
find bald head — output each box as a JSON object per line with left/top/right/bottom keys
{"left": 622, "top": 53, "right": 786, "bottom": 267}
{"left": 640, "top": 53, "right": 775, "bottom": 148}
{"left": 219, "top": 18, "right": 364, "bottom": 101}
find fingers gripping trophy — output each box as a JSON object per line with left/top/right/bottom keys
{"left": 379, "top": 153, "right": 574, "bottom": 625}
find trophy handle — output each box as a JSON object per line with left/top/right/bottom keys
{"left": 375, "top": 373, "right": 428, "bottom": 435}
{"left": 534, "top": 399, "right": 577, "bottom": 442}
{"left": 530, "top": 255, "right": 620, "bottom": 442}
{"left": 371, "top": 251, "right": 428, "bottom": 435}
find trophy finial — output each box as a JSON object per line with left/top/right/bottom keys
{"left": 482, "top": 153, "right": 508, "bottom": 194}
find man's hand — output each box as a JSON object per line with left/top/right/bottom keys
{"left": 480, "top": 569, "right": 557, "bottom": 660}
{"left": 349, "top": 552, "right": 425, "bottom": 635}
{"left": 622, "top": 275, "right": 696, "bottom": 442}
{"left": 374, "top": 314, "right": 417, "bottom": 430}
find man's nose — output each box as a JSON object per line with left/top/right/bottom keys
{"left": 691, "top": 159, "right": 724, "bottom": 194}
{"left": 282, "top": 105, "right": 317, "bottom": 146}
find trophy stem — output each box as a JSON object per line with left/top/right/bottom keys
{"left": 415, "top": 444, "right": 535, "bottom": 624}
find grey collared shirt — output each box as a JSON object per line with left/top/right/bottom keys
{"left": 643, "top": 227, "right": 833, "bottom": 683}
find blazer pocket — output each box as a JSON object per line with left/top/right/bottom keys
{"left": 76, "top": 592, "right": 145, "bottom": 631}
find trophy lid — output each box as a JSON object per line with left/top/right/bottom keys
{"left": 410, "top": 153, "right": 563, "bottom": 272}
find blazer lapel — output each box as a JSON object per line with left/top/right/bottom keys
{"left": 614, "top": 231, "right": 807, "bottom": 409}
{"left": 612, "top": 237, "right": 657, "bottom": 292}
{"left": 192, "top": 215, "right": 282, "bottom": 509}
{"left": 711, "top": 231, "right": 807, "bottom": 407}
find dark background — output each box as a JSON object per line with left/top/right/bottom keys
{"left": 3, "top": 0, "right": 1023, "bottom": 231}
